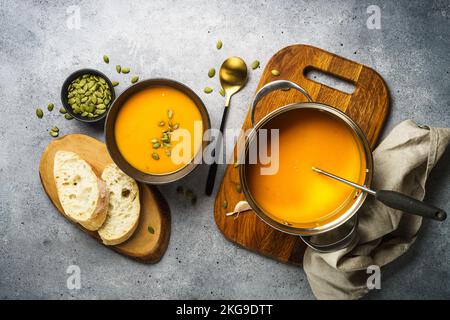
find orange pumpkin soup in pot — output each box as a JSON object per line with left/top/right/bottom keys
{"left": 245, "top": 108, "right": 367, "bottom": 228}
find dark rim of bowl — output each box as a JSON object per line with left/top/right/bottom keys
{"left": 105, "top": 78, "right": 211, "bottom": 185}
{"left": 60, "top": 68, "right": 116, "bottom": 123}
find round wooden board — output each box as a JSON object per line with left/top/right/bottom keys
{"left": 39, "top": 134, "right": 171, "bottom": 263}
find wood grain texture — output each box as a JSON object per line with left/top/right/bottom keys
{"left": 214, "top": 44, "right": 389, "bottom": 266}
{"left": 39, "top": 134, "right": 171, "bottom": 263}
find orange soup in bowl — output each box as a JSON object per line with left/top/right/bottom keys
{"left": 114, "top": 86, "right": 203, "bottom": 175}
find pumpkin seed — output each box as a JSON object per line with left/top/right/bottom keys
{"left": 167, "top": 109, "right": 173, "bottom": 119}
{"left": 158, "top": 120, "right": 165, "bottom": 127}
{"left": 36, "top": 108, "right": 44, "bottom": 119}
{"left": 281, "top": 87, "right": 290, "bottom": 91}
{"left": 204, "top": 87, "right": 213, "bottom": 94}
{"left": 251, "top": 60, "right": 260, "bottom": 69}
{"left": 173, "top": 123, "right": 180, "bottom": 130}
{"left": 208, "top": 68, "right": 215, "bottom": 78}
{"left": 47, "top": 103, "right": 54, "bottom": 111}
{"left": 235, "top": 184, "right": 242, "bottom": 193}
{"left": 151, "top": 138, "right": 159, "bottom": 144}
{"left": 219, "top": 88, "right": 225, "bottom": 97}
{"left": 64, "top": 114, "right": 74, "bottom": 120}
{"left": 165, "top": 150, "right": 171, "bottom": 157}
{"left": 152, "top": 152, "right": 160, "bottom": 160}
{"left": 131, "top": 76, "right": 139, "bottom": 83}
{"left": 153, "top": 142, "right": 161, "bottom": 149}
{"left": 121, "top": 67, "right": 130, "bottom": 74}
{"left": 59, "top": 107, "right": 67, "bottom": 114}
{"left": 216, "top": 40, "right": 223, "bottom": 49}
{"left": 271, "top": 69, "right": 280, "bottom": 76}
{"left": 147, "top": 226, "right": 155, "bottom": 234}
{"left": 222, "top": 200, "right": 228, "bottom": 209}
{"left": 116, "top": 65, "right": 121, "bottom": 73}
{"left": 103, "top": 55, "right": 109, "bottom": 63}
{"left": 51, "top": 126, "right": 59, "bottom": 132}
{"left": 112, "top": 81, "right": 119, "bottom": 87}
{"left": 49, "top": 131, "right": 59, "bottom": 137}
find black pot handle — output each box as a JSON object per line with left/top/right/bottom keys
{"left": 376, "top": 190, "right": 447, "bottom": 221}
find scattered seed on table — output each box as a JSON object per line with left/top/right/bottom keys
{"left": 131, "top": 76, "right": 139, "bottom": 83}
{"left": 219, "top": 88, "right": 225, "bottom": 97}
{"left": 103, "top": 55, "right": 109, "bottom": 64}
{"left": 59, "top": 107, "right": 67, "bottom": 114}
{"left": 36, "top": 108, "right": 44, "bottom": 119}
{"left": 64, "top": 114, "right": 74, "bottom": 120}
{"left": 204, "top": 87, "right": 213, "bottom": 94}
{"left": 216, "top": 40, "right": 223, "bottom": 50}
{"left": 208, "top": 68, "right": 215, "bottom": 78}
{"left": 47, "top": 103, "right": 54, "bottom": 111}
{"left": 251, "top": 60, "right": 260, "bottom": 70}
{"left": 116, "top": 65, "right": 121, "bottom": 73}
{"left": 112, "top": 81, "right": 119, "bottom": 87}
{"left": 121, "top": 67, "right": 130, "bottom": 74}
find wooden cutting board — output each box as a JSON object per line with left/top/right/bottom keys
{"left": 214, "top": 44, "right": 389, "bottom": 266}
{"left": 39, "top": 134, "right": 171, "bottom": 263}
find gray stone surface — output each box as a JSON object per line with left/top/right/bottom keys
{"left": 0, "top": 0, "right": 449, "bottom": 300}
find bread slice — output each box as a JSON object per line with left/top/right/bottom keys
{"left": 53, "top": 151, "right": 108, "bottom": 231}
{"left": 98, "top": 164, "right": 140, "bottom": 246}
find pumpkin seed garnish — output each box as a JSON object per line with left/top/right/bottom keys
{"left": 121, "top": 67, "right": 130, "bottom": 74}
{"left": 208, "top": 68, "right": 216, "bottom": 78}
{"left": 165, "top": 150, "right": 171, "bottom": 157}
{"left": 112, "top": 81, "right": 119, "bottom": 87}
{"left": 216, "top": 40, "right": 223, "bottom": 50}
{"left": 167, "top": 109, "right": 173, "bottom": 119}
{"left": 116, "top": 65, "right": 121, "bottom": 73}
{"left": 219, "top": 88, "right": 225, "bottom": 97}
{"left": 222, "top": 200, "right": 228, "bottom": 209}
{"left": 131, "top": 76, "right": 139, "bottom": 83}
{"left": 271, "top": 69, "right": 280, "bottom": 76}
{"left": 158, "top": 120, "right": 165, "bottom": 127}
{"left": 152, "top": 142, "right": 161, "bottom": 149}
{"left": 235, "top": 184, "right": 242, "bottom": 193}
{"left": 152, "top": 152, "right": 160, "bottom": 160}
{"left": 59, "top": 107, "right": 66, "bottom": 114}
{"left": 103, "top": 55, "right": 109, "bottom": 64}
{"left": 47, "top": 103, "right": 54, "bottom": 111}
{"left": 51, "top": 126, "right": 59, "bottom": 132}
{"left": 251, "top": 60, "right": 260, "bottom": 69}
{"left": 147, "top": 226, "right": 155, "bottom": 234}
{"left": 204, "top": 87, "right": 213, "bottom": 94}
{"left": 36, "top": 108, "right": 44, "bottom": 119}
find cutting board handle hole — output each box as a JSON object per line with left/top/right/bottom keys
{"left": 303, "top": 67, "right": 355, "bottom": 95}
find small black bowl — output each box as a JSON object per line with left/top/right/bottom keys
{"left": 61, "top": 68, "right": 116, "bottom": 123}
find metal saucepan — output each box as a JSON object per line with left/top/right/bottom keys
{"left": 239, "top": 80, "right": 446, "bottom": 252}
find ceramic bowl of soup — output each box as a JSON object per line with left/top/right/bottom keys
{"left": 239, "top": 80, "right": 372, "bottom": 251}
{"left": 105, "top": 78, "right": 210, "bottom": 184}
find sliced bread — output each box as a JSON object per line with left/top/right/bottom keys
{"left": 53, "top": 151, "right": 108, "bottom": 231}
{"left": 98, "top": 164, "right": 140, "bottom": 246}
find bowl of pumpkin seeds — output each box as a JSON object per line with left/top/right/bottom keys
{"left": 61, "top": 69, "right": 115, "bottom": 123}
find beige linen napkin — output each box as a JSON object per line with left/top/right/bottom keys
{"left": 303, "top": 120, "right": 450, "bottom": 300}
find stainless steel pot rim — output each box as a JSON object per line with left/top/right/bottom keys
{"left": 239, "top": 102, "right": 373, "bottom": 236}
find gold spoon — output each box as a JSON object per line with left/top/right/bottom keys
{"left": 205, "top": 57, "right": 248, "bottom": 195}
